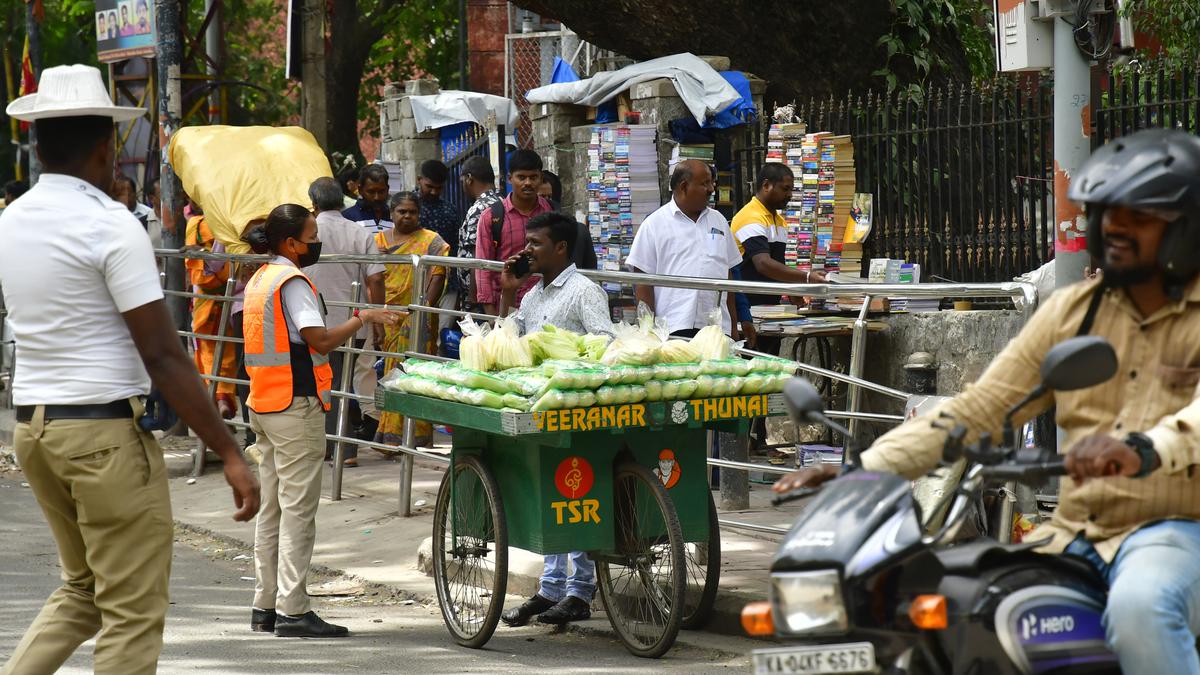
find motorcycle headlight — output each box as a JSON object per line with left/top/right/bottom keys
{"left": 770, "top": 570, "right": 849, "bottom": 635}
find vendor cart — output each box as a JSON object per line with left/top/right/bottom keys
{"left": 377, "top": 389, "right": 787, "bottom": 658}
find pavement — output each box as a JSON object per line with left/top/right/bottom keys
{"left": 0, "top": 474, "right": 755, "bottom": 673}
{"left": 163, "top": 435, "right": 798, "bottom": 639}
{"left": 0, "top": 411, "right": 801, "bottom": 658}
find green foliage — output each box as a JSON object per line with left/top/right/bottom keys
{"left": 1120, "top": 0, "right": 1200, "bottom": 68}
{"left": 357, "top": 0, "right": 460, "bottom": 140}
{"left": 213, "top": 0, "right": 300, "bottom": 126}
{"left": 872, "top": 0, "right": 996, "bottom": 100}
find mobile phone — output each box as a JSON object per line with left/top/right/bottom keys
{"left": 512, "top": 253, "right": 531, "bottom": 278}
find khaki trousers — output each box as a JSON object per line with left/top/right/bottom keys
{"left": 3, "top": 401, "right": 173, "bottom": 675}
{"left": 250, "top": 397, "right": 325, "bottom": 616}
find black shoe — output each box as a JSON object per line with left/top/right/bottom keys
{"left": 273, "top": 611, "right": 349, "bottom": 638}
{"left": 536, "top": 596, "right": 591, "bottom": 625}
{"left": 501, "top": 594, "right": 556, "bottom": 627}
{"left": 251, "top": 608, "right": 276, "bottom": 632}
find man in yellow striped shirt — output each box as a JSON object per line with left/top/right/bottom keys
{"left": 730, "top": 163, "right": 826, "bottom": 306}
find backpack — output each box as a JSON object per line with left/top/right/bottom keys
{"left": 489, "top": 200, "right": 597, "bottom": 271}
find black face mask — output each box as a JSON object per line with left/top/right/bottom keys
{"left": 297, "top": 240, "right": 322, "bottom": 268}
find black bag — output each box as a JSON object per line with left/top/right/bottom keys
{"left": 489, "top": 200, "right": 597, "bottom": 271}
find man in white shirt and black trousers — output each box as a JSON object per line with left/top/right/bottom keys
{"left": 0, "top": 65, "right": 260, "bottom": 675}
{"left": 626, "top": 159, "right": 751, "bottom": 509}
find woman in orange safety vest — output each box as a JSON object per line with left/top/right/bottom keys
{"left": 242, "top": 203, "right": 399, "bottom": 638}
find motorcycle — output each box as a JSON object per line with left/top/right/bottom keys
{"left": 743, "top": 335, "right": 1129, "bottom": 675}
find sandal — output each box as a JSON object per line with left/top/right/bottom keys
{"left": 343, "top": 458, "right": 358, "bottom": 467}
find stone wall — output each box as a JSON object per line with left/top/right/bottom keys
{"left": 767, "top": 309, "right": 1028, "bottom": 445}
{"left": 377, "top": 79, "right": 443, "bottom": 190}
{"left": 530, "top": 102, "right": 590, "bottom": 217}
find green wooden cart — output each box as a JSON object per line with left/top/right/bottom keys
{"left": 377, "top": 389, "right": 786, "bottom": 658}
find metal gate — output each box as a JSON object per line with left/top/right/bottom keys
{"left": 441, "top": 120, "right": 508, "bottom": 217}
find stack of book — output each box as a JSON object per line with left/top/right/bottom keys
{"left": 669, "top": 143, "right": 714, "bottom": 175}
{"left": 584, "top": 124, "right": 658, "bottom": 310}
{"left": 816, "top": 135, "right": 856, "bottom": 277}
{"left": 867, "top": 258, "right": 939, "bottom": 312}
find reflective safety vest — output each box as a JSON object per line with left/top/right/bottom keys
{"left": 243, "top": 263, "right": 332, "bottom": 413}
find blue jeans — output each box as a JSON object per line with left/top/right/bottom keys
{"left": 539, "top": 552, "right": 595, "bottom": 603}
{"left": 1065, "top": 520, "right": 1200, "bottom": 675}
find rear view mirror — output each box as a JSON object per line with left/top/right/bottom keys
{"left": 1040, "top": 336, "right": 1118, "bottom": 392}
{"left": 784, "top": 378, "right": 824, "bottom": 422}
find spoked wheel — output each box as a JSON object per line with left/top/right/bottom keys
{"left": 596, "top": 461, "right": 685, "bottom": 658}
{"left": 431, "top": 455, "right": 508, "bottom": 648}
{"left": 680, "top": 491, "right": 721, "bottom": 629}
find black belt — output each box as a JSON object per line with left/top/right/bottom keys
{"left": 16, "top": 400, "right": 133, "bottom": 423}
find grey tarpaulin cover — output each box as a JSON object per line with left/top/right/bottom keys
{"left": 525, "top": 53, "right": 741, "bottom": 125}
{"left": 409, "top": 91, "right": 520, "bottom": 132}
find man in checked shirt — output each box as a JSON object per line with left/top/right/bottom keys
{"left": 775, "top": 129, "right": 1200, "bottom": 674}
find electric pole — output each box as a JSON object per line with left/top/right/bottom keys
{"left": 155, "top": 0, "right": 187, "bottom": 328}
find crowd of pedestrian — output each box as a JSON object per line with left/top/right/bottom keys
{"left": 0, "top": 61, "right": 835, "bottom": 671}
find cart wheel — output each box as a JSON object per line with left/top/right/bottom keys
{"left": 432, "top": 455, "right": 507, "bottom": 649}
{"left": 596, "top": 461, "right": 685, "bottom": 659}
{"left": 681, "top": 491, "right": 721, "bottom": 629}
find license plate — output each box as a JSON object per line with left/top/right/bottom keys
{"left": 752, "top": 642, "right": 876, "bottom": 675}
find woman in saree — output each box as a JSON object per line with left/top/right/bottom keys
{"left": 368, "top": 191, "right": 448, "bottom": 455}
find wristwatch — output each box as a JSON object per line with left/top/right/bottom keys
{"left": 1124, "top": 432, "right": 1158, "bottom": 478}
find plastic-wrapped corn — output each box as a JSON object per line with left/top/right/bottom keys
{"left": 501, "top": 393, "right": 532, "bottom": 411}
{"left": 458, "top": 315, "right": 492, "bottom": 372}
{"left": 495, "top": 367, "right": 550, "bottom": 397}
{"left": 660, "top": 339, "right": 701, "bottom": 363}
{"left": 527, "top": 325, "right": 584, "bottom": 363}
{"left": 581, "top": 333, "right": 611, "bottom": 361}
{"left": 486, "top": 315, "right": 533, "bottom": 370}
{"left": 644, "top": 379, "right": 664, "bottom": 401}
{"left": 749, "top": 355, "right": 796, "bottom": 374}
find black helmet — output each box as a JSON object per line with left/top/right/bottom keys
{"left": 1069, "top": 128, "right": 1200, "bottom": 284}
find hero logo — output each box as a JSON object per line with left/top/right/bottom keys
{"left": 1020, "top": 611, "right": 1076, "bottom": 640}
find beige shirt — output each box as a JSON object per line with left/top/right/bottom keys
{"left": 862, "top": 276, "right": 1200, "bottom": 561}
{"left": 304, "top": 210, "right": 386, "bottom": 340}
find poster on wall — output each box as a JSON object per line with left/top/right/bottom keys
{"left": 95, "top": 0, "right": 156, "bottom": 63}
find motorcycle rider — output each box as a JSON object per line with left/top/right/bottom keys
{"left": 774, "top": 128, "right": 1200, "bottom": 675}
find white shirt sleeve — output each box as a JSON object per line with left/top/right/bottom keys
{"left": 280, "top": 277, "right": 326, "bottom": 332}
{"left": 626, "top": 218, "right": 657, "bottom": 273}
{"left": 101, "top": 213, "right": 165, "bottom": 312}
{"left": 719, "top": 216, "right": 742, "bottom": 269}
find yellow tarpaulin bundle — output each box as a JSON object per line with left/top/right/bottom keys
{"left": 168, "top": 125, "right": 332, "bottom": 252}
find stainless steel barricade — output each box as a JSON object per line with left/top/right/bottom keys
{"left": 155, "top": 248, "right": 1038, "bottom": 540}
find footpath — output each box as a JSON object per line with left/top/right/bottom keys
{"left": 1, "top": 410, "right": 802, "bottom": 653}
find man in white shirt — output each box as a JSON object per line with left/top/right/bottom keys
{"left": 626, "top": 159, "right": 743, "bottom": 339}
{"left": 0, "top": 65, "right": 259, "bottom": 675}
{"left": 625, "top": 159, "right": 749, "bottom": 510}
{"left": 304, "top": 177, "right": 386, "bottom": 463}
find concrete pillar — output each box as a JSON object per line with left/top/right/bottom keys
{"left": 377, "top": 80, "right": 442, "bottom": 189}
{"left": 530, "top": 102, "right": 588, "bottom": 214}
{"left": 1051, "top": 0, "right": 1092, "bottom": 289}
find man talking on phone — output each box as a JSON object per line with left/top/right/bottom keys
{"left": 497, "top": 212, "right": 613, "bottom": 626}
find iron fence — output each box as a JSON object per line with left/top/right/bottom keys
{"left": 440, "top": 121, "right": 507, "bottom": 217}
{"left": 793, "top": 81, "right": 1056, "bottom": 284}
{"left": 1094, "top": 63, "right": 1200, "bottom": 144}
{"left": 732, "top": 63, "right": 1200, "bottom": 284}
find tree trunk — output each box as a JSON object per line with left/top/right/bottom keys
{"left": 324, "top": 0, "right": 383, "bottom": 156}
{"left": 300, "top": 0, "right": 328, "bottom": 148}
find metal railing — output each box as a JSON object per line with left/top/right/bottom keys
{"left": 155, "top": 247, "right": 1037, "bottom": 537}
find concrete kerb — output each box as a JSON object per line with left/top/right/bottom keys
{"left": 162, "top": 447, "right": 788, "bottom": 646}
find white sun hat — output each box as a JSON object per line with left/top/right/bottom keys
{"left": 6, "top": 64, "right": 145, "bottom": 122}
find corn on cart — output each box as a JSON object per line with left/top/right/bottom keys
{"left": 376, "top": 388, "right": 787, "bottom": 658}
